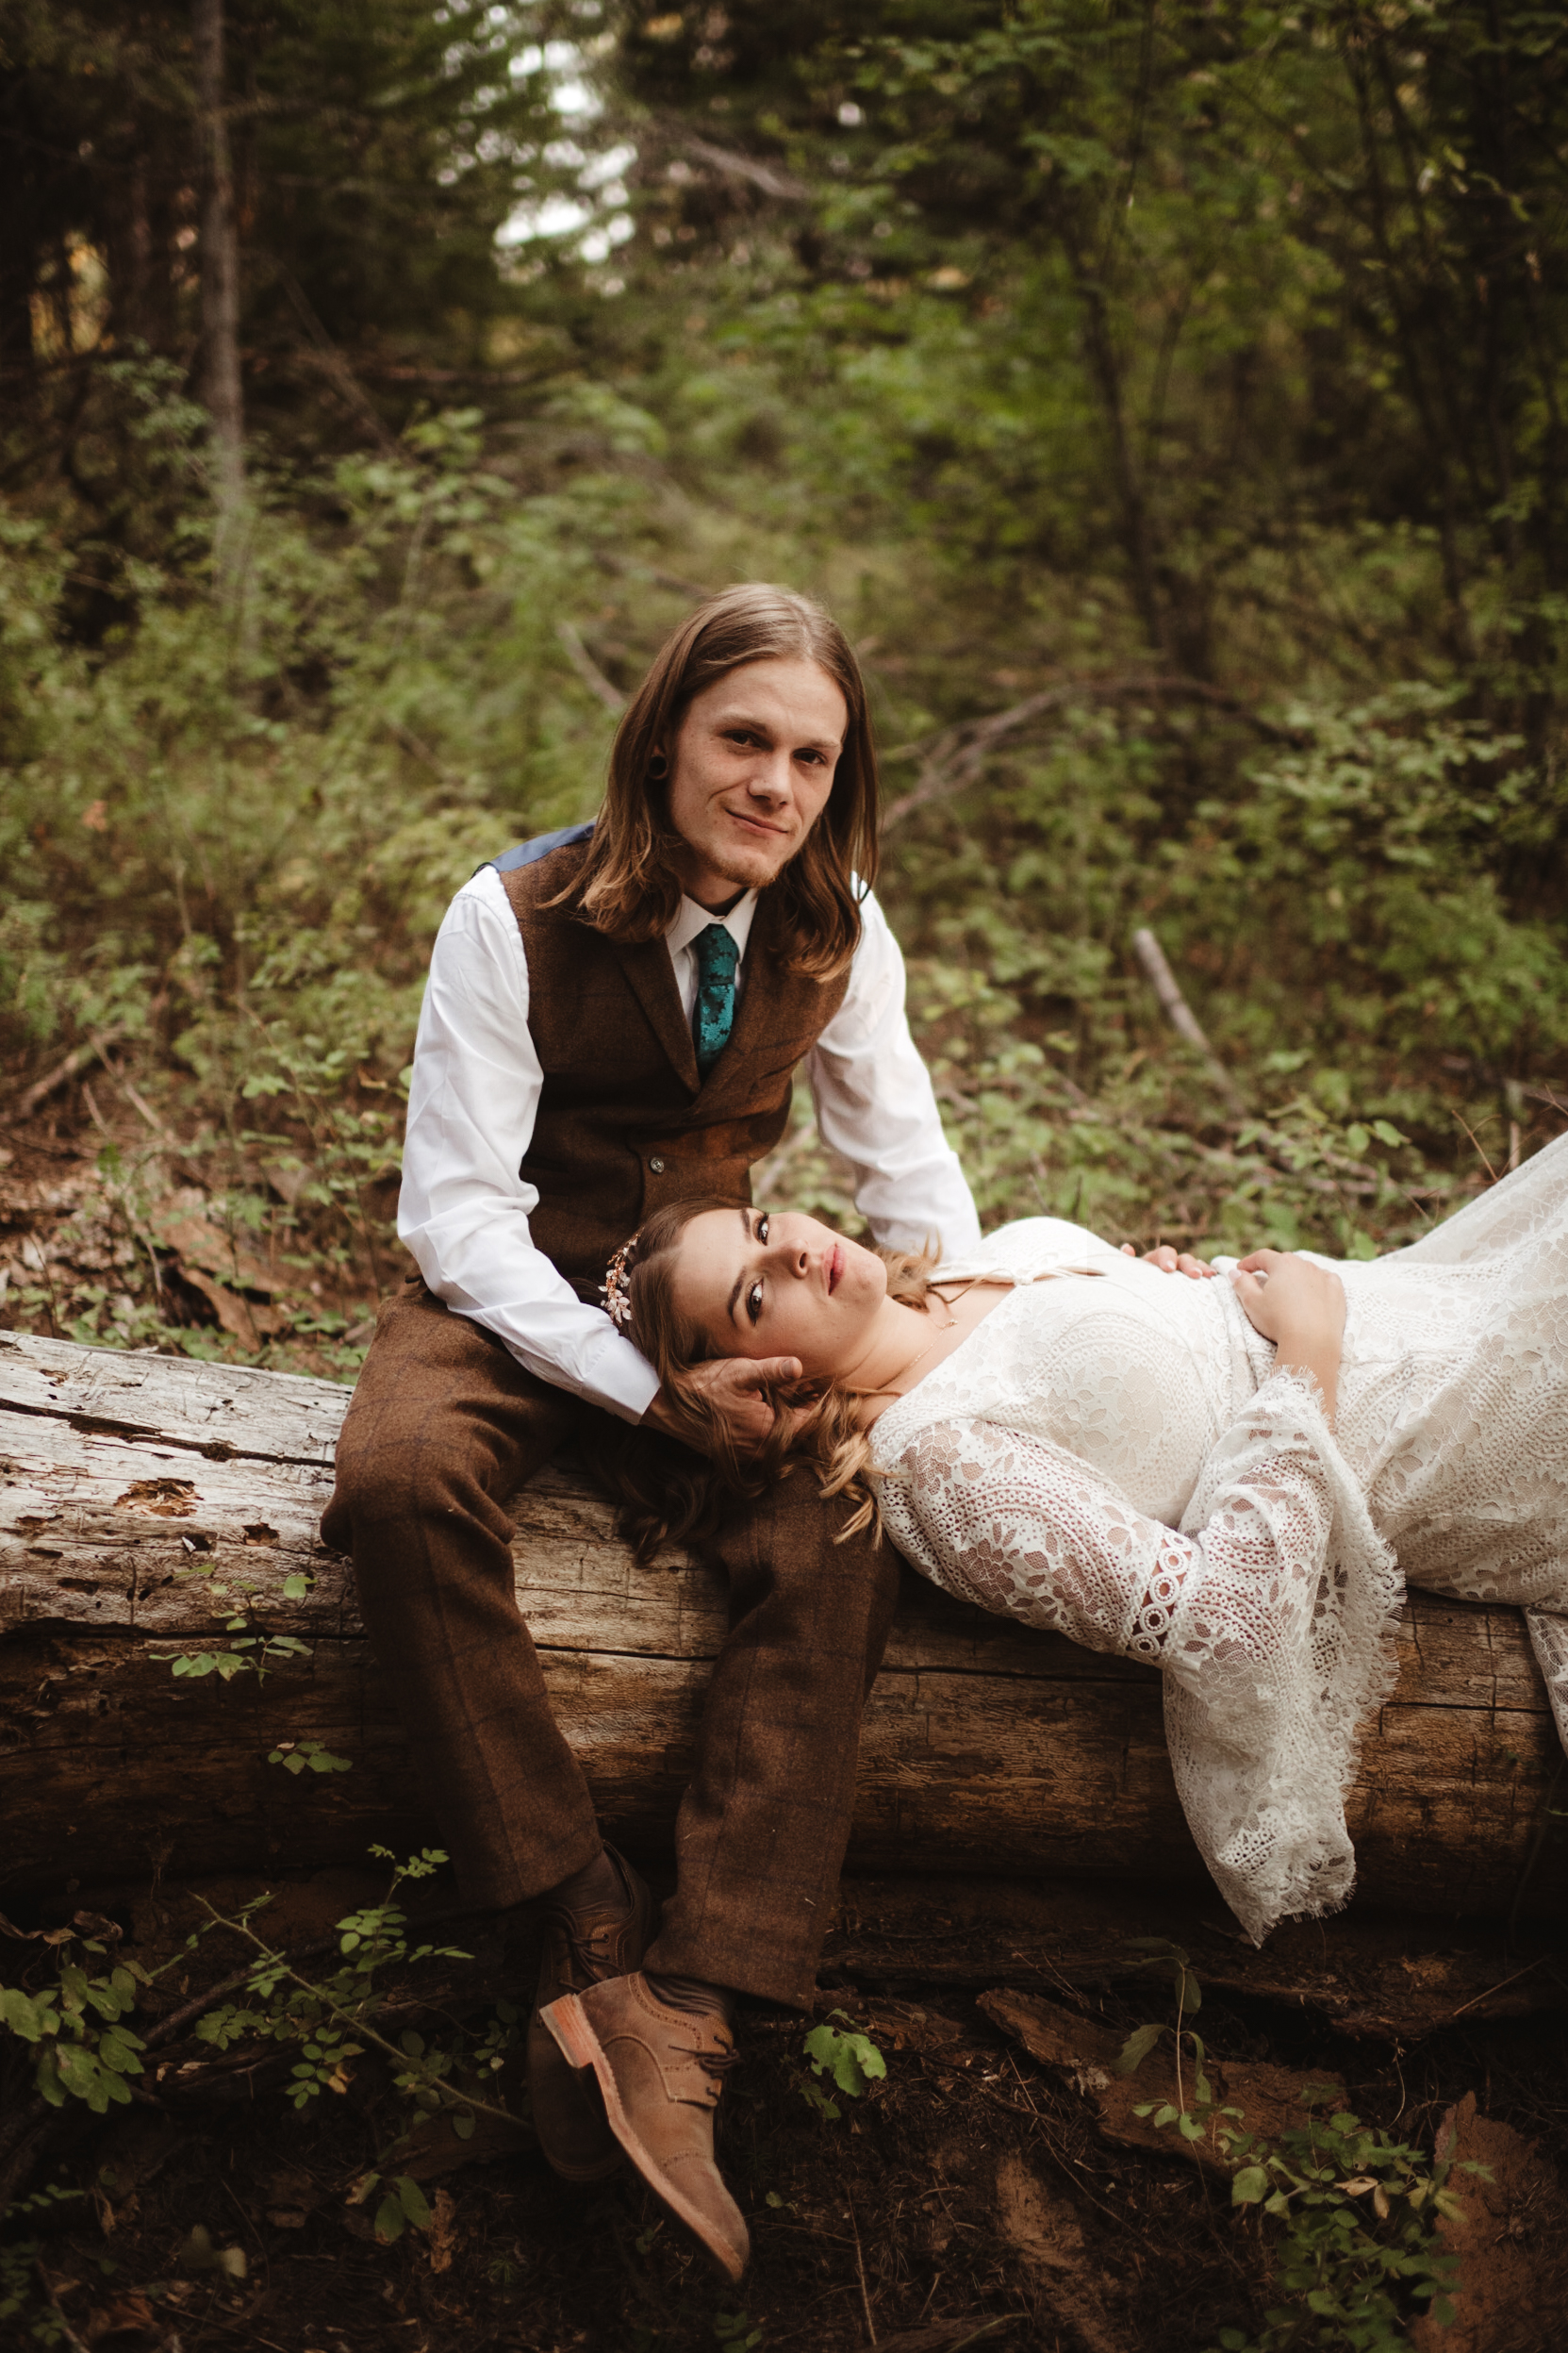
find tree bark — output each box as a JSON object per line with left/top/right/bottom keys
{"left": 0, "top": 74, "right": 41, "bottom": 404}
{"left": 1, "top": 1333, "right": 1562, "bottom": 1918}
{"left": 192, "top": 0, "right": 245, "bottom": 599}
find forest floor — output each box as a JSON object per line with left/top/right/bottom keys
{"left": 5, "top": 1861, "right": 1568, "bottom": 2353}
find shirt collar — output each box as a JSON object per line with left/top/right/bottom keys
{"left": 666, "top": 888, "right": 759, "bottom": 961}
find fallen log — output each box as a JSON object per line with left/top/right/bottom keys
{"left": 1, "top": 1332, "right": 1563, "bottom": 1917}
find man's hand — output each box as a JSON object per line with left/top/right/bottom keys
{"left": 1124, "top": 1242, "right": 1213, "bottom": 1279}
{"left": 643, "top": 1353, "right": 804, "bottom": 1455}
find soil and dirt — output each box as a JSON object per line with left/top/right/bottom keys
{"left": 4, "top": 1852, "right": 1567, "bottom": 2353}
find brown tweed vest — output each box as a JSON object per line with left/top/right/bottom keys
{"left": 496, "top": 830, "right": 851, "bottom": 1284}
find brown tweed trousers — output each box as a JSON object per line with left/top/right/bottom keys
{"left": 322, "top": 837, "right": 903, "bottom": 2009}
{"left": 322, "top": 1284, "right": 899, "bottom": 2006}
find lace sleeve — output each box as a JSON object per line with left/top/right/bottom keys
{"left": 877, "top": 1370, "right": 1403, "bottom": 1945}
{"left": 876, "top": 1374, "right": 1340, "bottom": 1686}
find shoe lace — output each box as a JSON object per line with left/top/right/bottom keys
{"left": 553, "top": 1914, "right": 623, "bottom": 1990}
{"left": 691, "top": 2038, "right": 738, "bottom": 2086}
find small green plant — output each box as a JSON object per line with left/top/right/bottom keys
{"left": 1112, "top": 1938, "right": 1216, "bottom": 2144}
{"left": 1204, "top": 2087, "right": 1486, "bottom": 2350}
{"left": 1, "top": 1922, "right": 158, "bottom": 2118}
{"left": 0, "top": 2187, "right": 87, "bottom": 2346}
{"left": 190, "top": 1847, "right": 520, "bottom": 2130}
{"left": 799, "top": 2011, "right": 886, "bottom": 2122}
{"left": 345, "top": 2168, "right": 434, "bottom": 2246}
{"left": 267, "top": 1739, "right": 353, "bottom": 1776}
{"left": 714, "top": 2312, "right": 765, "bottom": 2350}
{"left": 161, "top": 1620, "right": 312, "bottom": 1682}
{"left": 1114, "top": 1946, "right": 1490, "bottom": 2350}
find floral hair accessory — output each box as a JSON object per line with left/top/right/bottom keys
{"left": 601, "top": 1232, "right": 639, "bottom": 1335}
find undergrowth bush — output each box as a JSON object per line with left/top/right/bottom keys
{"left": 3, "top": 362, "right": 1565, "bottom": 1381}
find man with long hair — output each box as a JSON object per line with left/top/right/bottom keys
{"left": 322, "top": 584, "right": 979, "bottom": 2278}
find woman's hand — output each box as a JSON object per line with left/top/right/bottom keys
{"left": 1232, "top": 1249, "right": 1345, "bottom": 1422}
{"left": 1125, "top": 1242, "right": 1213, "bottom": 1279}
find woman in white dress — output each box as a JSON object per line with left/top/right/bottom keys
{"left": 603, "top": 1137, "right": 1568, "bottom": 1945}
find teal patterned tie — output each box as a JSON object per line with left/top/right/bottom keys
{"left": 692, "top": 922, "right": 739, "bottom": 1078}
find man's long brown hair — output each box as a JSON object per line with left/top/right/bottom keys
{"left": 565, "top": 583, "right": 880, "bottom": 980}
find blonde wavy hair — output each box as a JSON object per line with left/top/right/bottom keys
{"left": 597, "top": 1198, "right": 933, "bottom": 1561}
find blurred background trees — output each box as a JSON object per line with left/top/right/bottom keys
{"left": 2, "top": 0, "right": 1566, "bottom": 1363}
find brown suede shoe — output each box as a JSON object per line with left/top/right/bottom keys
{"left": 542, "top": 1972, "right": 749, "bottom": 2282}
{"left": 527, "top": 1847, "right": 657, "bottom": 2182}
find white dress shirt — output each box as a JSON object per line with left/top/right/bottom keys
{"left": 397, "top": 862, "right": 981, "bottom": 1421}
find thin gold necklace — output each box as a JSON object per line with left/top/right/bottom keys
{"left": 875, "top": 1298, "right": 958, "bottom": 1398}
{"left": 861, "top": 1271, "right": 1027, "bottom": 1400}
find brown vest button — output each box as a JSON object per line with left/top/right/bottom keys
{"left": 648, "top": 1156, "right": 665, "bottom": 1173}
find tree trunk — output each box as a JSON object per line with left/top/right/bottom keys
{"left": 0, "top": 74, "right": 41, "bottom": 406}
{"left": 192, "top": 0, "right": 245, "bottom": 599}
{"left": 1, "top": 1333, "right": 1562, "bottom": 1917}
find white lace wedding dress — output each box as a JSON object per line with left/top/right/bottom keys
{"left": 870, "top": 1132, "right": 1568, "bottom": 1944}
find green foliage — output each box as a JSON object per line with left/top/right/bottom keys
{"left": 345, "top": 2169, "right": 435, "bottom": 2247}
{"left": 0, "top": 1906, "right": 241, "bottom": 2152}
{"left": 267, "top": 1738, "right": 354, "bottom": 1776}
{"left": 1203, "top": 2087, "right": 1489, "bottom": 2352}
{"left": 1116, "top": 1959, "right": 1490, "bottom": 2349}
{"left": 166, "top": 1630, "right": 311, "bottom": 1682}
{"left": 714, "top": 2312, "right": 766, "bottom": 2350}
{"left": 4, "top": 0, "right": 1567, "bottom": 1373}
{"left": 0, "top": 1849, "right": 516, "bottom": 2206}
{"left": 799, "top": 2010, "right": 887, "bottom": 2121}
{"left": 1, "top": 1932, "right": 152, "bottom": 2118}
{"left": 613, "top": 1, "right": 1568, "bottom": 711}
{"left": 0, "top": 2187, "right": 89, "bottom": 2348}
{"left": 188, "top": 1847, "right": 520, "bottom": 2134}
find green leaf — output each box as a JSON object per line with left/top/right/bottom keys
{"left": 55, "top": 2043, "right": 105, "bottom": 2103}
{"left": 35, "top": 2046, "right": 67, "bottom": 2107}
{"left": 395, "top": 2176, "right": 432, "bottom": 2229}
{"left": 801, "top": 2019, "right": 885, "bottom": 2098}
{"left": 1178, "top": 2113, "right": 1205, "bottom": 2142}
{"left": 374, "top": 2195, "right": 405, "bottom": 2245}
{"left": 1231, "top": 2166, "right": 1270, "bottom": 2204}
{"left": 1, "top": 1987, "right": 44, "bottom": 2042}
{"left": 1113, "top": 2021, "right": 1163, "bottom": 2076}
{"left": 1371, "top": 1119, "right": 1407, "bottom": 1147}
{"left": 451, "top": 2110, "right": 475, "bottom": 2140}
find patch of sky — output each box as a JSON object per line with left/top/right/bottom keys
{"left": 494, "top": 32, "right": 630, "bottom": 257}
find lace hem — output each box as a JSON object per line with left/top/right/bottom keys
{"left": 877, "top": 1365, "right": 1403, "bottom": 1946}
